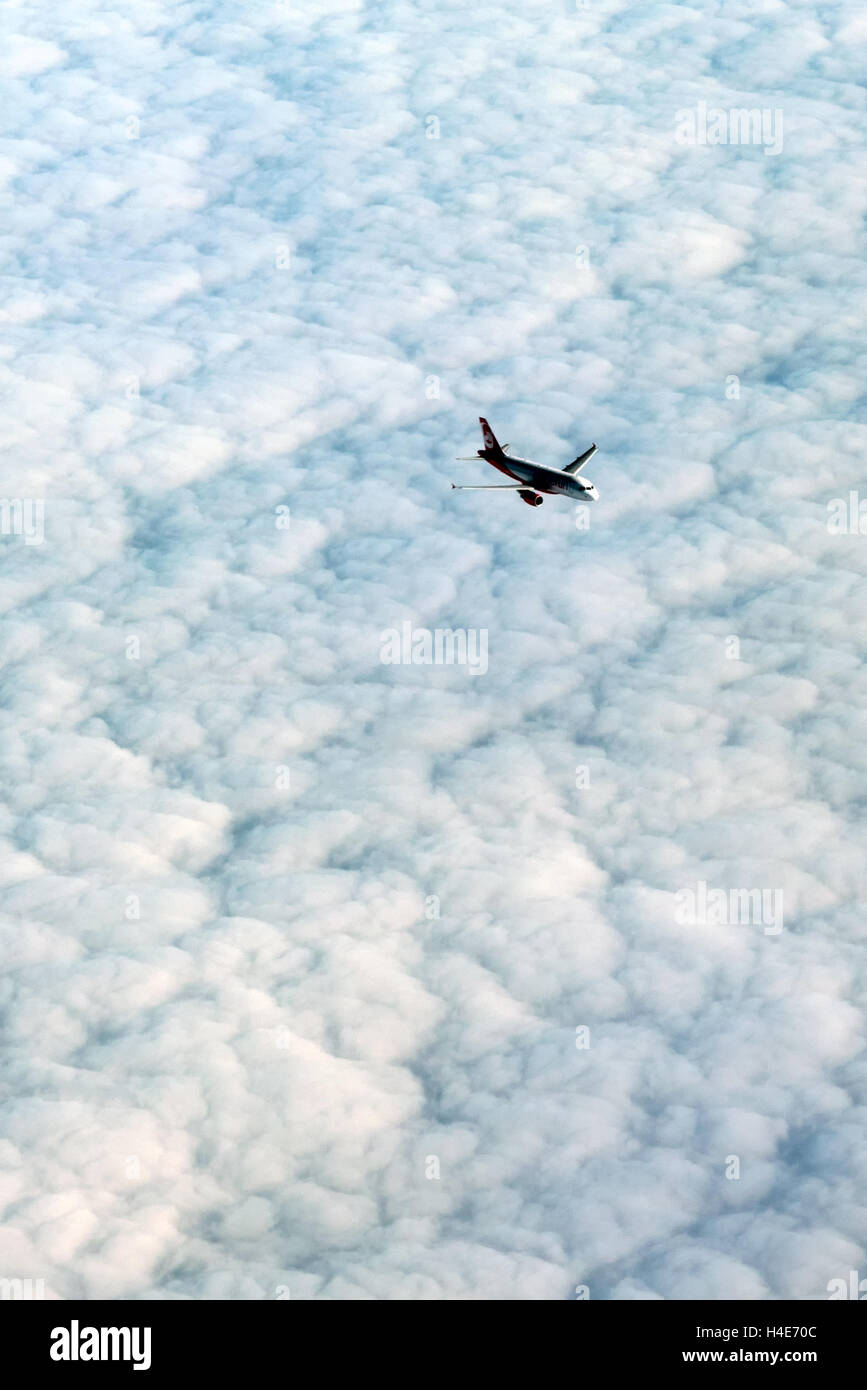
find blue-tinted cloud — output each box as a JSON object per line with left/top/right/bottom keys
{"left": 0, "top": 0, "right": 865, "bottom": 1301}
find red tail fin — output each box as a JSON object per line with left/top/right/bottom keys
{"left": 479, "top": 417, "right": 500, "bottom": 452}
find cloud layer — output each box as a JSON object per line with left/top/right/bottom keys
{"left": 0, "top": 0, "right": 865, "bottom": 1299}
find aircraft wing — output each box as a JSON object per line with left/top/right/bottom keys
{"left": 451, "top": 483, "right": 526, "bottom": 490}
{"left": 563, "top": 443, "right": 597, "bottom": 475}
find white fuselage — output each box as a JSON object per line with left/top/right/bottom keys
{"left": 487, "top": 452, "right": 598, "bottom": 501}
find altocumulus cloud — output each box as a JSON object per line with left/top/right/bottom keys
{"left": 0, "top": 0, "right": 865, "bottom": 1300}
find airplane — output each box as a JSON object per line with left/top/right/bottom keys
{"left": 452, "top": 418, "right": 599, "bottom": 507}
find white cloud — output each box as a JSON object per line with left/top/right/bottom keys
{"left": 0, "top": 0, "right": 864, "bottom": 1303}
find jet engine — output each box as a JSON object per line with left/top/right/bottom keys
{"left": 518, "top": 490, "right": 543, "bottom": 506}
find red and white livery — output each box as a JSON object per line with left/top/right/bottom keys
{"left": 452, "top": 418, "right": 599, "bottom": 508}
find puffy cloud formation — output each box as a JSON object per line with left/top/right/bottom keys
{"left": 0, "top": 0, "right": 865, "bottom": 1300}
